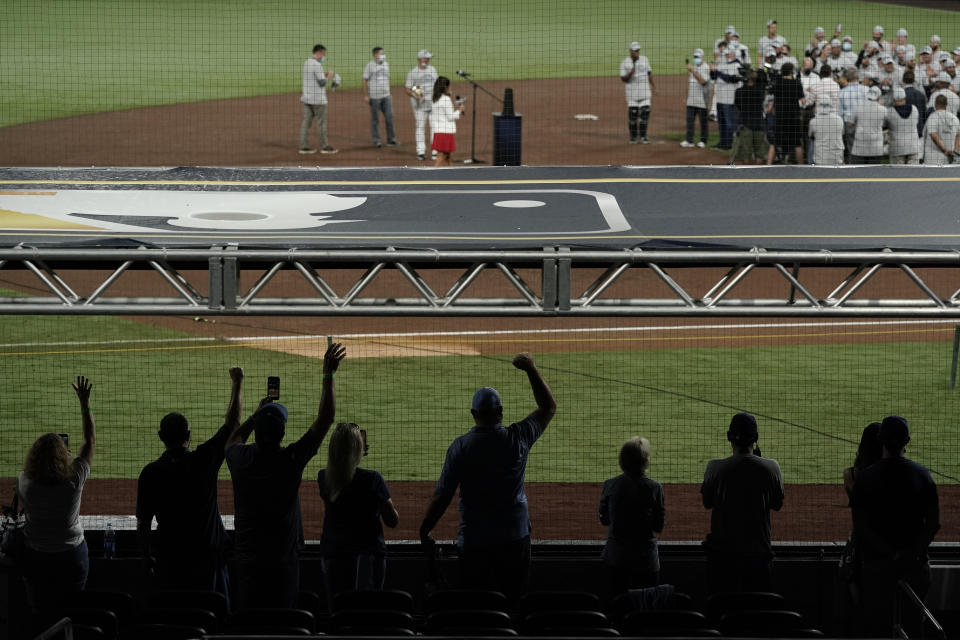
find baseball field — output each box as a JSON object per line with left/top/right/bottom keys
{"left": 2, "top": 0, "right": 960, "bottom": 543}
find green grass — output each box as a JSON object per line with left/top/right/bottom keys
{"left": 2, "top": 0, "right": 959, "bottom": 127}
{"left": 1, "top": 312, "right": 957, "bottom": 486}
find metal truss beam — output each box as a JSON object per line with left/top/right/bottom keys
{"left": 2, "top": 246, "right": 960, "bottom": 316}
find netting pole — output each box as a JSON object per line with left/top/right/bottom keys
{"left": 951, "top": 326, "right": 960, "bottom": 389}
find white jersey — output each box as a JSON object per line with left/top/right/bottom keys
{"left": 923, "top": 109, "right": 960, "bottom": 163}
{"left": 876, "top": 66, "right": 904, "bottom": 88}
{"left": 806, "top": 76, "right": 840, "bottom": 114}
{"left": 850, "top": 101, "right": 888, "bottom": 156}
{"left": 809, "top": 113, "right": 845, "bottom": 164}
{"left": 686, "top": 61, "right": 712, "bottom": 108}
{"left": 834, "top": 51, "right": 858, "bottom": 72}
{"left": 405, "top": 64, "right": 438, "bottom": 112}
{"left": 885, "top": 105, "right": 920, "bottom": 156}
{"left": 759, "top": 34, "right": 786, "bottom": 56}
{"left": 620, "top": 56, "right": 652, "bottom": 106}
{"left": 713, "top": 60, "right": 742, "bottom": 105}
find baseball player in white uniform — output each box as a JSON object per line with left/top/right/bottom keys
{"left": 620, "top": 41, "right": 655, "bottom": 144}
{"left": 405, "top": 49, "right": 438, "bottom": 160}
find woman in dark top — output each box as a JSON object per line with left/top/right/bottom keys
{"left": 318, "top": 422, "right": 398, "bottom": 606}
{"left": 768, "top": 62, "right": 806, "bottom": 165}
{"left": 599, "top": 436, "right": 665, "bottom": 593}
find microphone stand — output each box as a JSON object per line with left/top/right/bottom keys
{"left": 457, "top": 72, "right": 503, "bottom": 164}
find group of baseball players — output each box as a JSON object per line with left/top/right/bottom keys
{"left": 624, "top": 19, "right": 960, "bottom": 164}
{"left": 300, "top": 45, "right": 459, "bottom": 162}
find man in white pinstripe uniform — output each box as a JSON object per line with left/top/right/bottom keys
{"left": 405, "top": 50, "right": 438, "bottom": 161}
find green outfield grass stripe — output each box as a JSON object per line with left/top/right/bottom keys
{"left": 0, "top": 342, "right": 245, "bottom": 358}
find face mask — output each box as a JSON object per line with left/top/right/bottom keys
{"left": 318, "top": 56, "right": 326, "bottom": 63}
{"left": 693, "top": 57, "right": 702, "bottom": 65}
{"left": 377, "top": 55, "right": 385, "bottom": 62}
{"left": 842, "top": 42, "right": 852, "bottom": 51}
{"left": 420, "top": 61, "right": 427, "bottom": 68}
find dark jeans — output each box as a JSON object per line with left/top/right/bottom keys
{"left": 686, "top": 106, "right": 708, "bottom": 143}
{"left": 157, "top": 552, "right": 230, "bottom": 611}
{"left": 22, "top": 540, "right": 89, "bottom": 613}
{"left": 369, "top": 97, "right": 396, "bottom": 144}
{"left": 717, "top": 103, "right": 739, "bottom": 149}
{"left": 322, "top": 554, "right": 386, "bottom": 610}
{"left": 706, "top": 550, "right": 773, "bottom": 594}
{"left": 849, "top": 154, "right": 883, "bottom": 164}
{"left": 234, "top": 556, "right": 299, "bottom": 610}
{"left": 459, "top": 536, "right": 531, "bottom": 604}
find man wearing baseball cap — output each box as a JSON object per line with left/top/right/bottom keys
{"left": 923, "top": 93, "right": 960, "bottom": 165}
{"left": 759, "top": 19, "right": 785, "bottom": 61}
{"left": 620, "top": 42, "right": 656, "bottom": 144}
{"left": 405, "top": 49, "right": 438, "bottom": 160}
{"left": 927, "top": 72, "right": 960, "bottom": 118}
{"left": 850, "top": 416, "right": 939, "bottom": 637}
{"left": 420, "top": 352, "right": 556, "bottom": 603}
{"left": 682, "top": 48, "right": 711, "bottom": 148}
{"left": 225, "top": 342, "right": 347, "bottom": 609}
{"left": 886, "top": 86, "right": 920, "bottom": 164}
{"left": 701, "top": 413, "right": 784, "bottom": 593}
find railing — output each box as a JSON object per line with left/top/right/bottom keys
{"left": 894, "top": 579, "right": 946, "bottom": 640}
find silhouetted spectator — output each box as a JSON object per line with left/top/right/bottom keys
{"left": 730, "top": 69, "right": 769, "bottom": 164}
{"left": 318, "top": 422, "right": 399, "bottom": 608}
{"left": 226, "top": 343, "right": 346, "bottom": 609}
{"left": 16, "top": 376, "right": 95, "bottom": 612}
{"left": 902, "top": 70, "right": 928, "bottom": 136}
{"left": 768, "top": 62, "right": 805, "bottom": 164}
{"left": 419, "top": 352, "right": 556, "bottom": 603}
{"left": 702, "top": 412, "right": 784, "bottom": 594}
{"left": 599, "top": 436, "right": 665, "bottom": 594}
{"left": 136, "top": 367, "right": 243, "bottom": 605}
{"left": 851, "top": 416, "right": 940, "bottom": 637}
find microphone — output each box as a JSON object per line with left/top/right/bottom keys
{"left": 456, "top": 69, "right": 471, "bottom": 77}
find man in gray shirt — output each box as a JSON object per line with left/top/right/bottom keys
{"left": 300, "top": 44, "right": 338, "bottom": 155}
{"left": 362, "top": 47, "right": 397, "bottom": 148}
{"left": 702, "top": 412, "right": 784, "bottom": 593}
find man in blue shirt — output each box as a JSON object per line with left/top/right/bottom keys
{"left": 419, "top": 352, "right": 556, "bottom": 602}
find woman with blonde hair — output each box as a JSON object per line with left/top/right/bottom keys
{"left": 16, "top": 376, "right": 96, "bottom": 612}
{"left": 598, "top": 436, "right": 665, "bottom": 593}
{"left": 317, "top": 422, "right": 398, "bottom": 606}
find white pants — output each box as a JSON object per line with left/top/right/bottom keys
{"left": 414, "top": 108, "right": 433, "bottom": 155}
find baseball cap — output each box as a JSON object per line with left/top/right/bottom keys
{"left": 931, "top": 35, "right": 941, "bottom": 43}
{"left": 725, "top": 25, "right": 737, "bottom": 35}
{"left": 874, "top": 25, "right": 884, "bottom": 34}
{"left": 938, "top": 51, "right": 951, "bottom": 62}
{"left": 882, "top": 55, "right": 894, "bottom": 64}
{"left": 865, "top": 41, "right": 878, "bottom": 51}
{"left": 727, "top": 413, "right": 759, "bottom": 443}
{"left": 767, "top": 19, "right": 777, "bottom": 27}
{"left": 896, "top": 45, "right": 906, "bottom": 53}
{"left": 814, "top": 26, "right": 825, "bottom": 35}
{"left": 417, "top": 49, "right": 432, "bottom": 59}
{"left": 879, "top": 415, "right": 910, "bottom": 446}
{"left": 921, "top": 46, "right": 933, "bottom": 54}
{"left": 842, "top": 35, "right": 854, "bottom": 42}
{"left": 945, "top": 59, "right": 957, "bottom": 68}
{"left": 764, "top": 46, "right": 776, "bottom": 58}
{"left": 906, "top": 52, "right": 916, "bottom": 61}
{"left": 830, "top": 38, "right": 841, "bottom": 47}
{"left": 254, "top": 402, "right": 288, "bottom": 442}
{"left": 693, "top": 48, "right": 704, "bottom": 57}
{"left": 893, "top": 86, "right": 906, "bottom": 101}
{"left": 472, "top": 387, "right": 502, "bottom": 411}
{"left": 897, "top": 28, "right": 908, "bottom": 37}
{"left": 954, "top": 46, "right": 960, "bottom": 55}
{"left": 867, "top": 86, "right": 882, "bottom": 100}
{"left": 629, "top": 41, "right": 641, "bottom": 51}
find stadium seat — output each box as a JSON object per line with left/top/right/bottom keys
{"left": 70, "top": 590, "right": 137, "bottom": 624}
{"left": 620, "top": 609, "right": 713, "bottom": 636}
{"left": 226, "top": 608, "right": 316, "bottom": 634}
{"left": 428, "top": 627, "right": 519, "bottom": 636}
{"left": 520, "top": 590, "right": 602, "bottom": 615}
{"left": 132, "top": 607, "right": 218, "bottom": 634}
{"left": 58, "top": 609, "right": 119, "bottom": 640}
{"left": 219, "top": 624, "right": 313, "bottom": 636}
{"left": 609, "top": 590, "right": 697, "bottom": 623}
{"left": 521, "top": 610, "right": 612, "bottom": 635}
{"left": 425, "top": 609, "right": 514, "bottom": 633}
{"left": 705, "top": 591, "right": 786, "bottom": 623}
{"left": 425, "top": 589, "right": 509, "bottom": 613}
{"left": 335, "top": 626, "right": 417, "bottom": 636}
{"left": 71, "top": 625, "right": 106, "bottom": 640}
{"left": 142, "top": 590, "right": 228, "bottom": 622}
{"left": 332, "top": 589, "right": 415, "bottom": 613}
{"left": 296, "top": 590, "right": 322, "bottom": 617}
{"left": 118, "top": 623, "right": 206, "bottom": 640}
{"left": 328, "top": 609, "right": 416, "bottom": 634}
{"left": 531, "top": 627, "right": 621, "bottom": 637}
{"left": 718, "top": 609, "right": 810, "bottom": 637}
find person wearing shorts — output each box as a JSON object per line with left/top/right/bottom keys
{"left": 430, "top": 76, "right": 462, "bottom": 166}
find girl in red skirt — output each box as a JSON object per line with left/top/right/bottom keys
{"left": 431, "top": 76, "right": 463, "bottom": 166}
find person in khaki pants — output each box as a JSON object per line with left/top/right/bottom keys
{"left": 299, "top": 44, "right": 338, "bottom": 155}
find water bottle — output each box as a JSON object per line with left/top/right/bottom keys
{"left": 103, "top": 522, "right": 116, "bottom": 559}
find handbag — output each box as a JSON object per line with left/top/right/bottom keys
{"left": 0, "top": 491, "right": 26, "bottom": 563}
